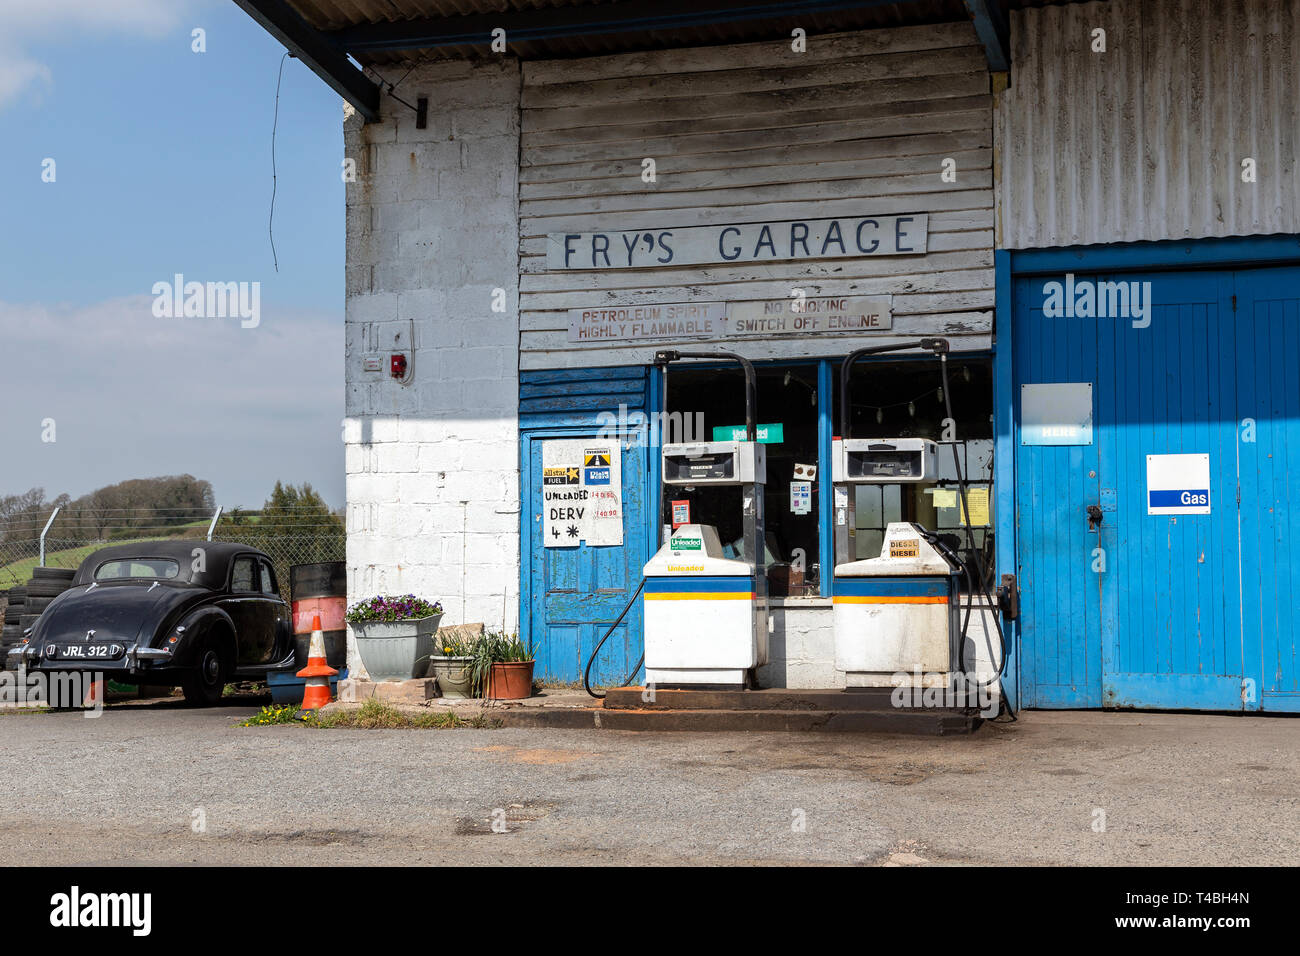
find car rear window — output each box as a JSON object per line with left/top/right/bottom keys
{"left": 94, "top": 559, "right": 181, "bottom": 581}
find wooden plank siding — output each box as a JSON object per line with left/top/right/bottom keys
{"left": 518, "top": 24, "right": 995, "bottom": 370}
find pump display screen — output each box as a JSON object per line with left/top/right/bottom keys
{"left": 845, "top": 449, "right": 923, "bottom": 480}
{"left": 664, "top": 453, "right": 735, "bottom": 483}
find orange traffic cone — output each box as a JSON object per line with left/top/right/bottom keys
{"left": 296, "top": 615, "right": 338, "bottom": 710}
{"left": 83, "top": 675, "right": 104, "bottom": 709}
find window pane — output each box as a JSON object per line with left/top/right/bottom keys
{"left": 95, "top": 559, "right": 180, "bottom": 581}
{"left": 231, "top": 558, "right": 255, "bottom": 592}
{"left": 661, "top": 362, "right": 821, "bottom": 596}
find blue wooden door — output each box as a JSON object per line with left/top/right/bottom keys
{"left": 1013, "top": 278, "right": 1104, "bottom": 707}
{"left": 522, "top": 430, "right": 648, "bottom": 685}
{"left": 1091, "top": 271, "right": 1244, "bottom": 709}
{"left": 1236, "top": 266, "right": 1300, "bottom": 711}
{"left": 1012, "top": 266, "right": 1300, "bottom": 710}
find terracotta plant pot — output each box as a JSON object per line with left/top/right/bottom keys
{"left": 487, "top": 661, "right": 535, "bottom": 700}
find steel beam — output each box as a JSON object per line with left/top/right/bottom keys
{"left": 234, "top": 0, "right": 381, "bottom": 121}
{"left": 329, "top": 0, "right": 912, "bottom": 53}
{"left": 962, "top": 0, "right": 1009, "bottom": 72}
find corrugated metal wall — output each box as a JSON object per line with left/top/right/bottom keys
{"left": 518, "top": 23, "right": 994, "bottom": 370}
{"left": 996, "top": 0, "right": 1300, "bottom": 249}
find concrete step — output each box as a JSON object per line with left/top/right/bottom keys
{"left": 602, "top": 685, "right": 966, "bottom": 713}
{"left": 489, "top": 702, "right": 981, "bottom": 735}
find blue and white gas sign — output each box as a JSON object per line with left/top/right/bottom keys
{"left": 1146, "top": 453, "right": 1211, "bottom": 515}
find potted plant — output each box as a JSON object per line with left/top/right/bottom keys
{"left": 428, "top": 630, "right": 475, "bottom": 699}
{"left": 345, "top": 594, "right": 443, "bottom": 682}
{"left": 469, "top": 631, "right": 535, "bottom": 700}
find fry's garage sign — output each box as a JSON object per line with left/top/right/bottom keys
{"left": 547, "top": 215, "right": 928, "bottom": 270}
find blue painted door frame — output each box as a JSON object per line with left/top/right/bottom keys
{"left": 519, "top": 367, "right": 654, "bottom": 684}
{"left": 1000, "top": 236, "right": 1300, "bottom": 711}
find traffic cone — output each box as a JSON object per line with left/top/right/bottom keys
{"left": 296, "top": 615, "right": 338, "bottom": 710}
{"left": 83, "top": 675, "right": 104, "bottom": 709}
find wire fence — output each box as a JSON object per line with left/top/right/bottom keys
{"left": 0, "top": 508, "right": 345, "bottom": 604}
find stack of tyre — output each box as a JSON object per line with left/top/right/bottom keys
{"left": 1, "top": 567, "right": 77, "bottom": 664}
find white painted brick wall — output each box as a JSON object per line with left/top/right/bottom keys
{"left": 343, "top": 59, "right": 522, "bottom": 679}
{"left": 759, "top": 605, "right": 844, "bottom": 689}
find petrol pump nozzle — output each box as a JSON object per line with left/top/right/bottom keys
{"left": 655, "top": 349, "right": 757, "bottom": 441}
{"left": 839, "top": 338, "right": 950, "bottom": 440}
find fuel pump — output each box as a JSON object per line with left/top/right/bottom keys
{"left": 638, "top": 349, "right": 769, "bottom": 688}
{"left": 832, "top": 338, "right": 1008, "bottom": 706}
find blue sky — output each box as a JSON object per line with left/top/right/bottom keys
{"left": 0, "top": 0, "right": 346, "bottom": 509}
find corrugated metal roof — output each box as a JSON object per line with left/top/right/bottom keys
{"left": 286, "top": 0, "right": 616, "bottom": 34}
{"left": 284, "top": 0, "right": 980, "bottom": 63}
{"left": 996, "top": 0, "right": 1300, "bottom": 248}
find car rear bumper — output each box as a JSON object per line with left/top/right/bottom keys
{"left": 7, "top": 642, "right": 172, "bottom": 674}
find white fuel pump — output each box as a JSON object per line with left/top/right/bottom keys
{"left": 641, "top": 350, "right": 768, "bottom": 688}
{"left": 831, "top": 338, "right": 996, "bottom": 698}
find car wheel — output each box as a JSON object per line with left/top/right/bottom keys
{"left": 181, "top": 637, "right": 228, "bottom": 707}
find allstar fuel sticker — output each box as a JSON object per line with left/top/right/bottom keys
{"left": 542, "top": 439, "right": 623, "bottom": 547}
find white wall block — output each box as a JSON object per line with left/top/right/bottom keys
{"left": 344, "top": 59, "right": 522, "bottom": 679}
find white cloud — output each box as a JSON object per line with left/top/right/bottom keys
{"left": 0, "top": 0, "right": 196, "bottom": 108}
{"left": 0, "top": 0, "right": 184, "bottom": 34}
{"left": 0, "top": 296, "right": 345, "bottom": 508}
{"left": 0, "top": 53, "right": 51, "bottom": 106}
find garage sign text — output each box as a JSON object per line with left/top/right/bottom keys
{"left": 548, "top": 215, "right": 928, "bottom": 270}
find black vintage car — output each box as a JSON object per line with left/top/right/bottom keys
{"left": 7, "top": 541, "right": 295, "bottom": 705}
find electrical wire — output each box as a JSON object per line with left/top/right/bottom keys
{"left": 583, "top": 577, "right": 646, "bottom": 699}
{"left": 936, "top": 353, "right": 1016, "bottom": 720}
{"left": 268, "top": 51, "right": 289, "bottom": 273}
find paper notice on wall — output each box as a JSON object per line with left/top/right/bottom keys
{"left": 931, "top": 488, "right": 957, "bottom": 508}
{"left": 958, "top": 487, "right": 990, "bottom": 526}
{"left": 790, "top": 481, "right": 812, "bottom": 515}
{"left": 542, "top": 439, "right": 623, "bottom": 547}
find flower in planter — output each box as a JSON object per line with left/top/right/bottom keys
{"left": 467, "top": 631, "right": 535, "bottom": 697}
{"left": 345, "top": 594, "right": 444, "bottom": 625}
{"left": 437, "top": 631, "right": 476, "bottom": 657}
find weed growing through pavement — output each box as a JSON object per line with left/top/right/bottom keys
{"left": 239, "top": 704, "right": 301, "bottom": 726}
{"left": 238, "top": 698, "right": 499, "bottom": 729}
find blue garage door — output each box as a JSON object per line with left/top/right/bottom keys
{"left": 1014, "top": 265, "right": 1300, "bottom": 711}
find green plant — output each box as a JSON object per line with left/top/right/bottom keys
{"left": 435, "top": 630, "right": 476, "bottom": 657}
{"left": 304, "top": 698, "right": 497, "bottom": 730}
{"left": 466, "top": 631, "right": 533, "bottom": 697}
{"left": 345, "top": 594, "right": 443, "bottom": 625}
{"left": 239, "top": 704, "right": 303, "bottom": 726}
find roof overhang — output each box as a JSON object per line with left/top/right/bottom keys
{"left": 233, "top": 0, "right": 1029, "bottom": 123}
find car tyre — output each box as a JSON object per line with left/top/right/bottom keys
{"left": 30, "top": 568, "right": 75, "bottom": 581}
{"left": 181, "top": 636, "right": 228, "bottom": 707}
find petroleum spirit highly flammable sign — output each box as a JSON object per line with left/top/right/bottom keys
{"left": 541, "top": 439, "right": 623, "bottom": 547}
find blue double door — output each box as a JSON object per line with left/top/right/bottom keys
{"left": 1014, "top": 265, "right": 1300, "bottom": 711}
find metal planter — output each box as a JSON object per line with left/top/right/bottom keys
{"left": 352, "top": 614, "right": 443, "bottom": 682}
